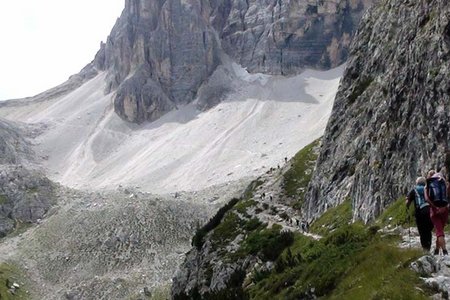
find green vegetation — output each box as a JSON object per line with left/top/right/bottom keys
{"left": 241, "top": 225, "right": 294, "bottom": 261}
{"left": 282, "top": 139, "right": 320, "bottom": 208}
{"left": 378, "top": 197, "right": 415, "bottom": 227}
{"left": 192, "top": 197, "right": 240, "bottom": 250}
{"left": 348, "top": 77, "right": 374, "bottom": 104}
{"left": 244, "top": 197, "right": 432, "bottom": 299}
{"left": 329, "top": 243, "right": 427, "bottom": 300}
{"left": 243, "top": 179, "right": 264, "bottom": 200}
{"left": 211, "top": 212, "right": 245, "bottom": 246}
{"left": 310, "top": 199, "right": 352, "bottom": 235}
{"left": 248, "top": 224, "right": 371, "bottom": 299}
{"left": 0, "top": 263, "right": 29, "bottom": 299}
{"left": 188, "top": 141, "right": 431, "bottom": 300}
{"left": 247, "top": 222, "right": 428, "bottom": 300}
{"left": 0, "top": 194, "right": 7, "bottom": 205}
{"left": 235, "top": 199, "right": 257, "bottom": 215}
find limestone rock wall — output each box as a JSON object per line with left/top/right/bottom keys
{"left": 305, "top": 0, "right": 450, "bottom": 223}
{"left": 91, "top": 0, "right": 373, "bottom": 123}
{"left": 212, "top": 0, "right": 372, "bottom": 74}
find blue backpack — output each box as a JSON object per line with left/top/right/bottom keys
{"left": 427, "top": 177, "right": 448, "bottom": 207}
{"left": 414, "top": 185, "right": 428, "bottom": 209}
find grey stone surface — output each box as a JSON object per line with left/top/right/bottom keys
{"left": 411, "top": 255, "right": 438, "bottom": 277}
{"left": 305, "top": 0, "right": 450, "bottom": 222}
{"left": 212, "top": 0, "right": 373, "bottom": 74}
{"left": 0, "top": 165, "right": 56, "bottom": 237}
{"left": 0, "top": 118, "right": 33, "bottom": 165}
{"left": 97, "top": 0, "right": 221, "bottom": 124}
{"left": 90, "top": 0, "right": 374, "bottom": 123}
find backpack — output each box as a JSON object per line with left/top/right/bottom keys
{"left": 427, "top": 176, "right": 448, "bottom": 207}
{"left": 414, "top": 185, "right": 428, "bottom": 210}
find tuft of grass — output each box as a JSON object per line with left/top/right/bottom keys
{"left": 310, "top": 199, "right": 352, "bottom": 235}
{"left": 242, "top": 226, "right": 294, "bottom": 261}
{"left": 243, "top": 179, "right": 264, "bottom": 200}
{"left": 378, "top": 197, "right": 415, "bottom": 227}
{"left": 211, "top": 213, "right": 244, "bottom": 247}
{"left": 0, "top": 263, "right": 29, "bottom": 299}
{"left": 348, "top": 77, "right": 374, "bottom": 104}
{"left": 0, "top": 194, "right": 8, "bottom": 205}
{"left": 243, "top": 218, "right": 264, "bottom": 232}
{"left": 328, "top": 243, "right": 428, "bottom": 300}
{"left": 282, "top": 139, "right": 320, "bottom": 207}
{"left": 192, "top": 198, "right": 240, "bottom": 250}
{"left": 235, "top": 200, "right": 257, "bottom": 215}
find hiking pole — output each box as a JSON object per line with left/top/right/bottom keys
{"left": 407, "top": 207, "right": 411, "bottom": 248}
{"left": 407, "top": 206, "right": 411, "bottom": 248}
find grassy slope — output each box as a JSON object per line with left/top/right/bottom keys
{"left": 282, "top": 139, "right": 320, "bottom": 209}
{"left": 186, "top": 140, "right": 432, "bottom": 299}
{"left": 247, "top": 202, "right": 430, "bottom": 299}
{"left": 247, "top": 140, "right": 431, "bottom": 299}
{"left": 0, "top": 263, "right": 29, "bottom": 300}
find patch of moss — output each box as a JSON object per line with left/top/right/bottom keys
{"left": 241, "top": 225, "right": 294, "bottom": 261}
{"left": 348, "top": 77, "right": 374, "bottom": 104}
{"left": 282, "top": 139, "right": 320, "bottom": 207}
{"left": 377, "top": 197, "right": 415, "bottom": 227}
{"left": 211, "top": 213, "right": 244, "bottom": 247}
{"left": 235, "top": 200, "right": 257, "bottom": 215}
{"left": 192, "top": 197, "right": 240, "bottom": 250}
{"left": 243, "top": 179, "right": 264, "bottom": 200}
{"left": 243, "top": 218, "right": 264, "bottom": 232}
{"left": 0, "top": 263, "right": 29, "bottom": 299}
{"left": 0, "top": 194, "right": 8, "bottom": 205}
{"left": 310, "top": 200, "right": 352, "bottom": 235}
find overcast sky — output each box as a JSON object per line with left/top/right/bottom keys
{"left": 0, "top": 1, "right": 125, "bottom": 100}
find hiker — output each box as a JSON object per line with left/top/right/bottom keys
{"left": 425, "top": 169, "right": 449, "bottom": 255}
{"left": 301, "top": 220, "right": 307, "bottom": 232}
{"left": 406, "top": 177, "right": 433, "bottom": 251}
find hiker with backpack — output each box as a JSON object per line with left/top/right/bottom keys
{"left": 406, "top": 177, "right": 433, "bottom": 251}
{"left": 425, "top": 170, "right": 449, "bottom": 255}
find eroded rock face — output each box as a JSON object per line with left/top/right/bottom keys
{"left": 93, "top": 0, "right": 373, "bottom": 123}
{"left": 305, "top": 0, "right": 450, "bottom": 223}
{"left": 0, "top": 119, "right": 33, "bottom": 165}
{"left": 212, "top": 0, "right": 372, "bottom": 74}
{"left": 0, "top": 166, "right": 56, "bottom": 238}
{"left": 97, "top": 0, "right": 221, "bottom": 123}
{"left": 0, "top": 119, "right": 56, "bottom": 238}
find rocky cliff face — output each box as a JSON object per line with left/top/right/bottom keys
{"left": 305, "top": 0, "right": 450, "bottom": 223}
{"left": 91, "top": 0, "right": 373, "bottom": 123}
{"left": 0, "top": 119, "right": 32, "bottom": 165}
{"left": 212, "top": 0, "right": 372, "bottom": 74}
{"left": 0, "top": 119, "right": 56, "bottom": 238}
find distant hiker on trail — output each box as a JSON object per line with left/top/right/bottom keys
{"left": 425, "top": 169, "right": 449, "bottom": 255}
{"left": 406, "top": 177, "right": 433, "bottom": 251}
{"left": 301, "top": 220, "right": 307, "bottom": 232}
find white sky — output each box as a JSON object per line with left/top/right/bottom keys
{"left": 0, "top": 1, "right": 125, "bottom": 100}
